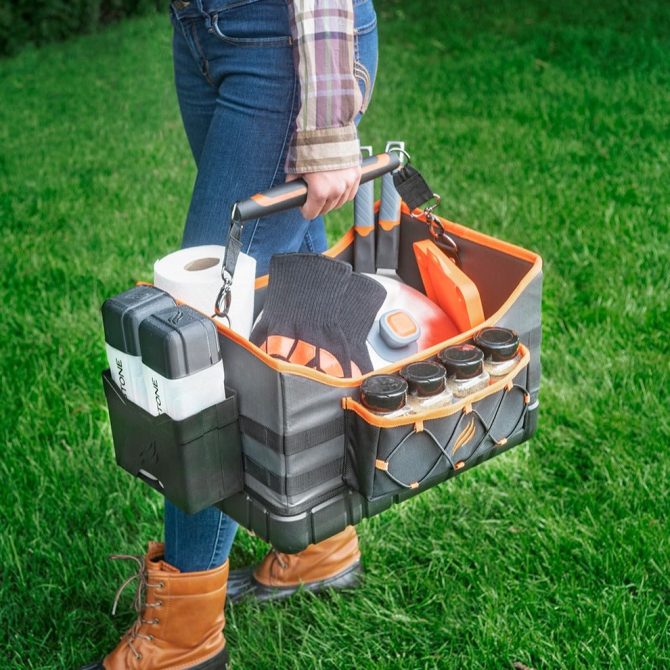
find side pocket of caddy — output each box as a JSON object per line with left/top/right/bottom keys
{"left": 103, "top": 370, "right": 244, "bottom": 514}
{"left": 343, "top": 353, "right": 531, "bottom": 502}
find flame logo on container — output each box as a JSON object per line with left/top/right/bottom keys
{"left": 141, "top": 440, "right": 159, "bottom": 465}
{"left": 452, "top": 418, "right": 476, "bottom": 456}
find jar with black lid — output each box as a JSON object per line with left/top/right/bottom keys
{"left": 360, "top": 374, "right": 411, "bottom": 417}
{"left": 400, "top": 361, "right": 453, "bottom": 412}
{"left": 439, "top": 344, "right": 490, "bottom": 398}
{"left": 474, "top": 327, "right": 521, "bottom": 378}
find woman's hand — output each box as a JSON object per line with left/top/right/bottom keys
{"left": 287, "top": 165, "right": 362, "bottom": 220}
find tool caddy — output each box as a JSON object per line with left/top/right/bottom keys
{"left": 103, "top": 152, "right": 542, "bottom": 552}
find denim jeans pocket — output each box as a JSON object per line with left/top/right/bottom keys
{"left": 210, "top": 0, "right": 293, "bottom": 47}
{"left": 354, "top": 0, "right": 378, "bottom": 35}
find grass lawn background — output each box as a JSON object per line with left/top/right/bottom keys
{"left": 1, "top": 0, "right": 669, "bottom": 667}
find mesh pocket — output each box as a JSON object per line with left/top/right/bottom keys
{"left": 344, "top": 373, "right": 531, "bottom": 501}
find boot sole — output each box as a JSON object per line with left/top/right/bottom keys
{"left": 79, "top": 645, "right": 228, "bottom": 670}
{"left": 227, "top": 561, "right": 363, "bottom": 604}
{"left": 191, "top": 646, "right": 229, "bottom": 669}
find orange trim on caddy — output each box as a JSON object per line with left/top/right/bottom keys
{"left": 409, "top": 205, "right": 540, "bottom": 265}
{"left": 174, "top": 204, "right": 541, "bottom": 388}
{"left": 324, "top": 227, "right": 356, "bottom": 259}
{"left": 342, "top": 345, "right": 530, "bottom": 428}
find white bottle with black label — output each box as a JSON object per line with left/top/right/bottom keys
{"left": 139, "top": 305, "right": 226, "bottom": 421}
{"left": 101, "top": 286, "right": 176, "bottom": 411}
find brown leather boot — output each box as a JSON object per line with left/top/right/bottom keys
{"left": 227, "top": 526, "right": 362, "bottom": 604}
{"left": 80, "top": 542, "right": 229, "bottom": 670}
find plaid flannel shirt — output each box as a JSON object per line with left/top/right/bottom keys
{"left": 285, "top": 0, "right": 363, "bottom": 174}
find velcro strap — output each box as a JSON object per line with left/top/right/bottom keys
{"left": 392, "top": 164, "right": 435, "bottom": 211}
{"left": 239, "top": 415, "right": 344, "bottom": 456}
{"left": 243, "top": 455, "right": 344, "bottom": 495}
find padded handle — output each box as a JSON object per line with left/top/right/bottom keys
{"left": 231, "top": 152, "right": 401, "bottom": 224}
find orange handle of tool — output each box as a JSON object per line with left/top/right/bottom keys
{"left": 231, "top": 153, "right": 401, "bottom": 224}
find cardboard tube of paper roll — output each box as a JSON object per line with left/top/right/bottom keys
{"left": 154, "top": 245, "right": 256, "bottom": 338}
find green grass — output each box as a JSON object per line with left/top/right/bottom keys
{"left": 1, "top": 0, "right": 670, "bottom": 667}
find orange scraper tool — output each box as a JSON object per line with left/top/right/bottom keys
{"left": 413, "top": 239, "right": 485, "bottom": 333}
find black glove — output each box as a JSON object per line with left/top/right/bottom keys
{"left": 338, "top": 272, "right": 387, "bottom": 375}
{"left": 250, "top": 254, "right": 354, "bottom": 377}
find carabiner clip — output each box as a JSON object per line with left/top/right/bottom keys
{"left": 426, "top": 211, "right": 461, "bottom": 267}
{"left": 213, "top": 271, "right": 233, "bottom": 325}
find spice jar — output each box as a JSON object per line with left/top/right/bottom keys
{"left": 360, "top": 375, "right": 411, "bottom": 418}
{"left": 400, "top": 361, "right": 452, "bottom": 412}
{"left": 474, "top": 327, "right": 521, "bottom": 378}
{"left": 439, "top": 344, "right": 490, "bottom": 398}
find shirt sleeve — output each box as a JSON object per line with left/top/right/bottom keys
{"left": 285, "top": 0, "right": 363, "bottom": 174}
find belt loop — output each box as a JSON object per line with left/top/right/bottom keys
{"left": 194, "top": 0, "right": 213, "bottom": 30}
{"left": 172, "top": 0, "right": 193, "bottom": 10}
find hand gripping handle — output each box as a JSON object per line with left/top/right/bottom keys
{"left": 216, "top": 152, "right": 402, "bottom": 320}
{"left": 230, "top": 152, "right": 401, "bottom": 224}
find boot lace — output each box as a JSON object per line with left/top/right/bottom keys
{"left": 109, "top": 554, "right": 164, "bottom": 661}
{"left": 271, "top": 548, "right": 288, "bottom": 570}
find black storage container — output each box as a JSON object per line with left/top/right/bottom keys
{"left": 103, "top": 370, "right": 243, "bottom": 514}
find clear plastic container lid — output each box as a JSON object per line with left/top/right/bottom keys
{"left": 474, "top": 327, "right": 520, "bottom": 362}
{"left": 400, "top": 361, "right": 447, "bottom": 397}
{"left": 360, "top": 375, "right": 408, "bottom": 413}
{"left": 438, "top": 344, "right": 485, "bottom": 379}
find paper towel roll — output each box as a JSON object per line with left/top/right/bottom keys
{"left": 154, "top": 245, "right": 256, "bottom": 338}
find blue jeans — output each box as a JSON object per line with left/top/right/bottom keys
{"left": 164, "top": 0, "right": 378, "bottom": 572}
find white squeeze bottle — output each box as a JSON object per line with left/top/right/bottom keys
{"left": 101, "top": 286, "right": 176, "bottom": 411}
{"left": 139, "top": 305, "right": 226, "bottom": 421}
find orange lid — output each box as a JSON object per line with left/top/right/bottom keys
{"left": 386, "top": 310, "right": 418, "bottom": 337}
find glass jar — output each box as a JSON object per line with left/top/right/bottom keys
{"left": 400, "top": 361, "right": 452, "bottom": 412}
{"left": 474, "top": 327, "right": 521, "bottom": 378}
{"left": 360, "top": 374, "right": 411, "bottom": 418}
{"left": 439, "top": 344, "right": 490, "bottom": 398}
